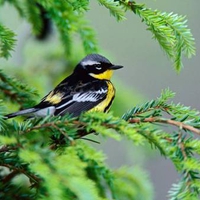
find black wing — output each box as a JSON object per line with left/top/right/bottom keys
{"left": 35, "top": 80, "right": 108, "bottom": 117}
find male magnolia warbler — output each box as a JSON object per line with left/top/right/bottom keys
{"left": 5, "top": 54, "right": 123, "bottom": 119}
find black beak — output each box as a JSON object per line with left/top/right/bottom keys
{"left": 110, "top": 65, "right": 123, "bottom": 70}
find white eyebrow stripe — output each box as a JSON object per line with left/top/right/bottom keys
{"left": 81, "top": 60, "right": 101, "bottom": 66}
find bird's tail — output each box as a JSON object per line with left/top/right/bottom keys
{"left": 5, "top": 108, "right": 38, "bottom": 119}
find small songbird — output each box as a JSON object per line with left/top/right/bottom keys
{"left": 5, "top": 54, "right": 123, "bottom": 119}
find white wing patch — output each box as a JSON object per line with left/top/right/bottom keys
{"left": 56, "top": 88, "right": 107, "bottom": 109}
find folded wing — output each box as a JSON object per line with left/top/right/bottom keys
{"left": 36, "top": 80, "right": 108, "bottom": 117}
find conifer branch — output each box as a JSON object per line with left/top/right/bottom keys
{"left": 97, "top": 0, "right": 126, "bottom": 20}
{"left": 1, "top": 89, "right": 200, "bottom": 198}
{"left": 0, "top": 145, "right": 18, "bottom": 153}
{"left": 167, "top": 132, "right": 200, "bottom": 199}
{"left": 0, "top": 0, "right": 195, "bottom": 71}
{"left": 0, "top": 163, "right": 41, "bottom": 185}
{"left": 2, "top": 170, "right": 19, "bottom": 184}
{"left": 0, "top": 70, "right": 38, "bottom": 108}
{"left": 120, "top": 0, "right": 196, "bottom": 71}
{"left": 129, "top": 117, "right": 200, "bottom": 136}
{"left": 0, "top": 24, "right": 16, "bottom": 59}
{"left": 0, "top": 1, "right": 199, "bottom": 199}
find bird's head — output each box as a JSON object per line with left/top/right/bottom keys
{"left": 74, "top": 54, "right": 123, "bottom": 80}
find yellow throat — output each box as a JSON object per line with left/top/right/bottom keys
{"left": 89, "top": 70, "right": 113, "bottom": 80}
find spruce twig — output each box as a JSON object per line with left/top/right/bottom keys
{"left": 129, "top": 117, "right": 200, "bottom": 136}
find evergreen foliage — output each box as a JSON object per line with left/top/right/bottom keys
{"left": 0, "top": 1, "right": 199, "bottom": 200}
{"left": 120, "top": 1, "right": 195, "bottom": 71}
{"left": 0, "top": 24, "right": 16, "bottom": 59}
{"left": 0, "top": 0, "right": 195, "bottom": 70}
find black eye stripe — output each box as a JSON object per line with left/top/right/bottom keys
{"left": 85, "top": 62, "right": 112, "bottom": 74}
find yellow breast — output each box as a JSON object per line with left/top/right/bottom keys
{"left": 90, "top": 81, "right": 115, "bottom": 113}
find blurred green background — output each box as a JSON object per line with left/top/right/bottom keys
{"left": 1, "top": 1, "right": 200, "bottom": 199}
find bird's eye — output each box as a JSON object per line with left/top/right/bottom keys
{"left": 95, "top": 65, "right": 102, "bottom": 70}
